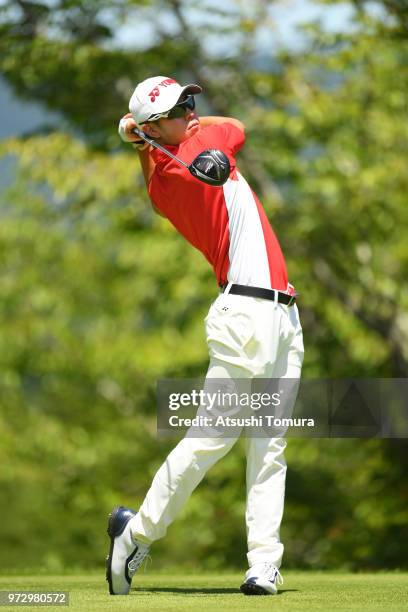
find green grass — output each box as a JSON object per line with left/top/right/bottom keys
{"left": 0, "top": 572, "right": 407, "bottom": 612}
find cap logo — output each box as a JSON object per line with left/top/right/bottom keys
{"left": 148, "top": 78, "right": 177, "bottom": 102}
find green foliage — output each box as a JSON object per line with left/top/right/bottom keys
{"left": 254, "top": 22, "right": 408, "bottom": 377}
{"left": 0, "top": 0, "right": 407, "bottom": 572}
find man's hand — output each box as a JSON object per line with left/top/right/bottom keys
{"left": 118, "top": 113, "right": 150, "bottom": 151}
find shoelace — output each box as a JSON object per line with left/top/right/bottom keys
{"left": 260, "top": 563, "right": 284, "bottom": 585}
{"left": 143, "top": 554, "right": 152, "bottom": 572}
{"left": 127, "top": 547, "right": 150, "bottom": 577}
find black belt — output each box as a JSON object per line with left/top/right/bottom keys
{"left": 220, "top": 283, "right": 297, "bottom": 306}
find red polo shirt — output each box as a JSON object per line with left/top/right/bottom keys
{"left": 148, "top": 123, "right": 292, "bottom": 292}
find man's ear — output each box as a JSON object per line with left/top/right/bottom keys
{"left": 142, "top": 122, "right": 161, "bottom": 139}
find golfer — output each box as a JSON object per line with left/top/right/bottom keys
{"left": 106, "top": 76, "right": 304, "bottom": 596}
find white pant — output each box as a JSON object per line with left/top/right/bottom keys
{"left": 131, "top": 292, "right": 304, "bottom": 568}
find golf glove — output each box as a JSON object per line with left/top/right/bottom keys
{"left": 118, "top": 115, "right": 150, "bottom": 151}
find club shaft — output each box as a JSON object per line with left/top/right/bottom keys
{"left": 132, "top": 127, "right": 189, "bottom": 169}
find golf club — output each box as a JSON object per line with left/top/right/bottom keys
{"left": 132, "top": 127, "right": 230, "bottom": 187}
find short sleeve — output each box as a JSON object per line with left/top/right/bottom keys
{"left": 219, "top": 123, "right": 245, "bottom": 155}
{"left": 202, "top": 123, "right": 245, "bottom": 156}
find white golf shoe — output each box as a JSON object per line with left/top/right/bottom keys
{"left": 240, "top": 562, "right": 283, "bottom": 595}
{"left": 106, "top": 505, "right": 150, "bottom": 595}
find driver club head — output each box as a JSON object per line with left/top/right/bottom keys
{"left": 189, "top": 149, "right": 231, "bottom": 186}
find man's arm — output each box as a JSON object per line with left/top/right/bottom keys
{"left": 199, "top": 116, "right": 245, "bottom": 133}
{"left": 137, "top": 146, "right": 155, "bottom": 188}
{"left": 136, "top": 147, "right": 165, "bottom": 217}
{"left": 119, "top": 113, "right": 164, "bottom": 216}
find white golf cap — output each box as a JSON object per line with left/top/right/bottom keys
{"left": 129, "top": 76, "right": 202, "bottom": 124}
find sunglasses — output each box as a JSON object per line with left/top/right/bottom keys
{"left": 147, "top": 95, "right": 196, "bottom": 122}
